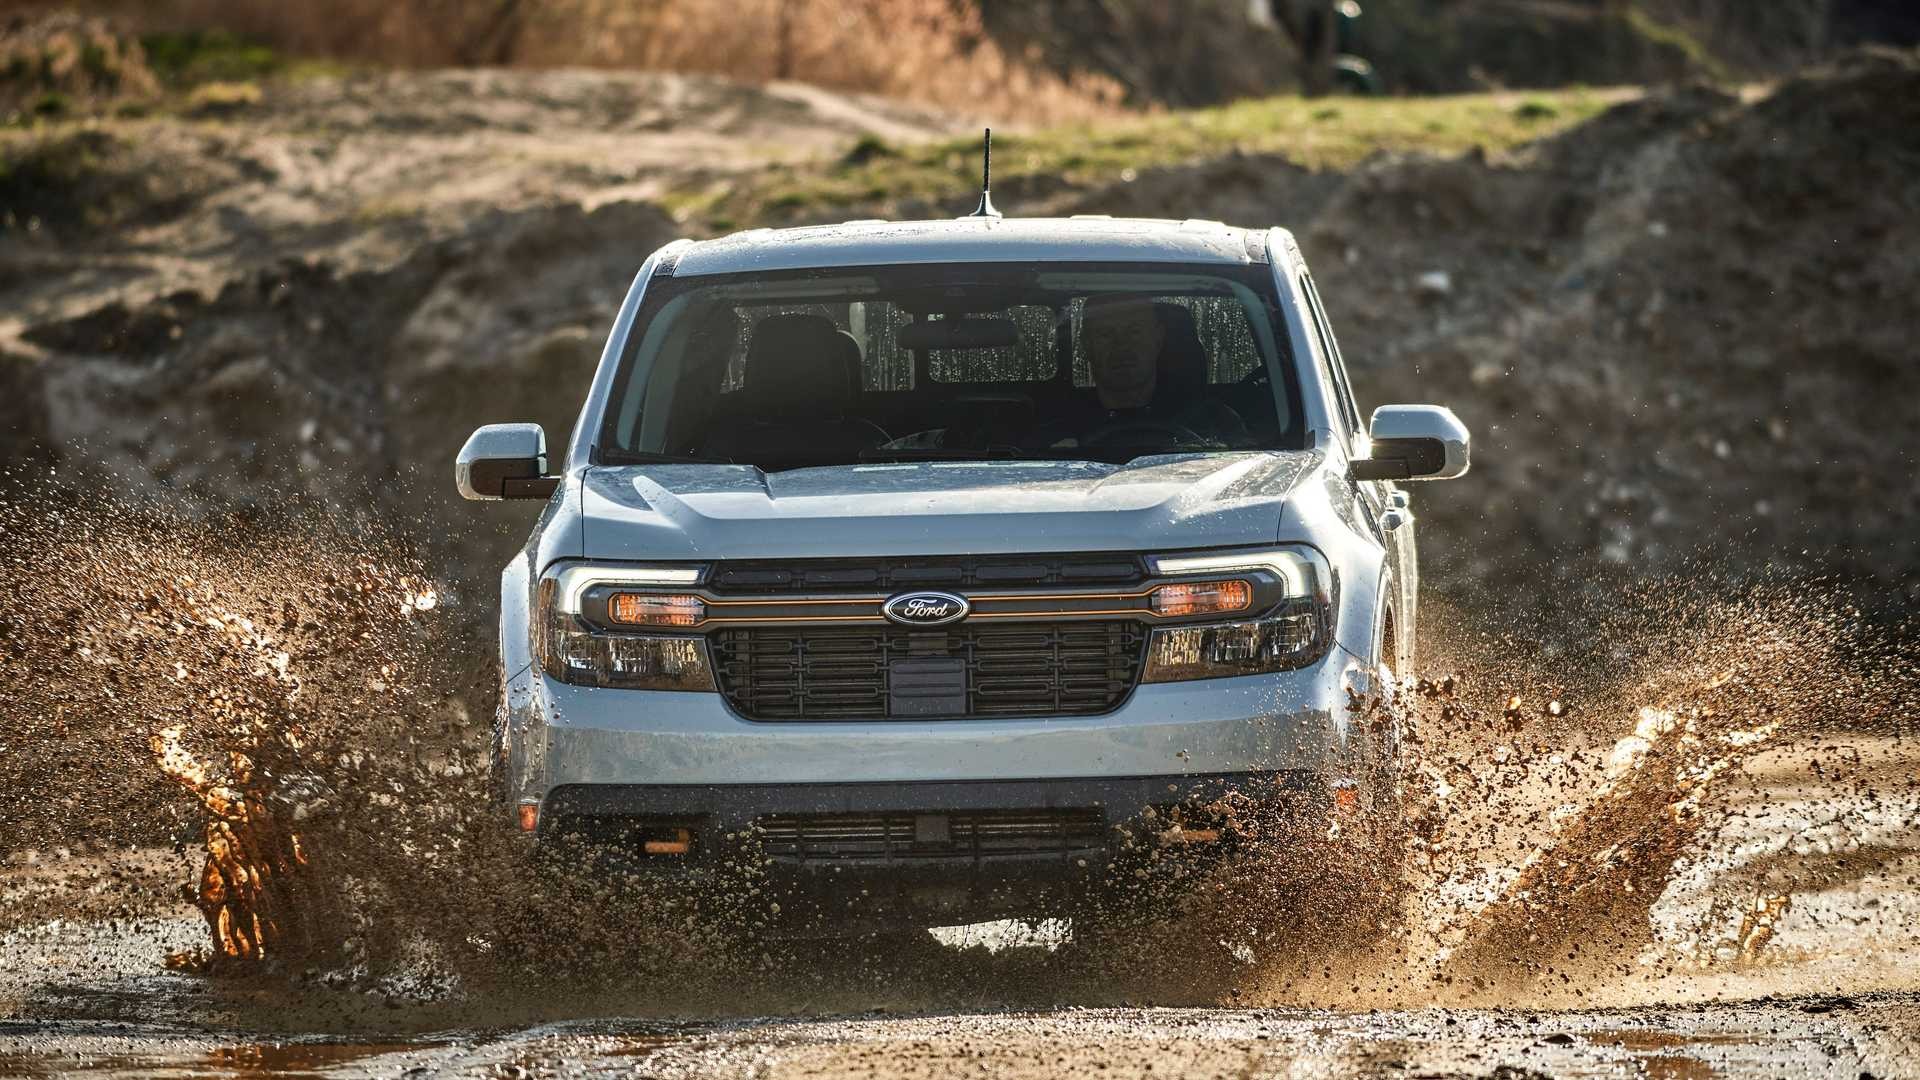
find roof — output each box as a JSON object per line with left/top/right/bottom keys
{"left": 667, "top": 217, "right": 1273, "bottom": 277}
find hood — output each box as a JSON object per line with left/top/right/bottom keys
{"left": 577, "top": 452, "right": 1322, "bottom": 561}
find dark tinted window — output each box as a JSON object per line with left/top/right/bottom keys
{"left": 599, "top": 262, "right": 1307, "bottom": 471}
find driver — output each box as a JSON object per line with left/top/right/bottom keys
{"left": 1060, "top": 296, "right": 1246, "bottom": 447}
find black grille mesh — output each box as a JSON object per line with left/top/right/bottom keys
{"left": 712, "top": 622, "right": 1149, "bottom": 720}
{"left": 755, "top": 808, "right": 1106, "bottom": 862}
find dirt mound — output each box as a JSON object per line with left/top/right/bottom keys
{"left": 1321, "top": 50, "right": 1920, "bottom": 615}
{"left": 1045, "top": 52, "right": 1920, "bottom": 624}
{"left": 0, "top": 66, "right": 959, "bottom": 588}
{"left": 13, "top": 198, "right": 677, "bottom": 588}
{"left": 3, "top": 52, "right": 1917, "bottom": 622}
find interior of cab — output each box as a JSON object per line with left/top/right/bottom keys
{"left": 600, "top": 264, "right": 1306, "bottom": 471}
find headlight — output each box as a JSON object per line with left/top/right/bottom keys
{"left": 607, "top": 593, "right": 705, "bottom": 627}
{"left": 1147, "top": 579, "right": 1252, "bottom": 618}
{"left": 1141, "top": 546, "right": 1334, "bottom": 682}
{"left": 536, "top": 563, "right": 716, "bottom": 691}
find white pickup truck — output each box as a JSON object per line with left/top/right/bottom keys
{"left": 457, "top": 215, "right": 1469, "bottom": 932}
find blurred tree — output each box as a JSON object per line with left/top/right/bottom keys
{"left": 456, "top": 0, "right": 530, "bottom": 66}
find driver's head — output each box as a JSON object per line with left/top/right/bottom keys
{"left": 1083, "top": 296, "right": 1164, "bottom": 410}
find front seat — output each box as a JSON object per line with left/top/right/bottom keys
{"left": 1152, "top": 302, "right": 1248, "bottom": 443}
{"left": 1152, "top": 302, "right": 1212, "bottom": 406}
{"left": 701, "top": 313, "right": 889, "bottom": 464}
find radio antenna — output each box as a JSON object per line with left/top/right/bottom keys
{"left": 966, "top": 127, "right": 1001, "bottom": 219}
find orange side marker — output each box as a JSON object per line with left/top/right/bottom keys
{"left": 644, "top": 828, "right": 694, "bottom": 855}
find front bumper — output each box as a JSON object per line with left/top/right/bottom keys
{"left": 501, "top": 649, "right": 1368, "bottom": 923}
{"left": 539, "top": 770, "right": 1323, "bottom": 926}
{"left": 504, "top": 646, "right": 1365, "bottom": 795}
{"left": 542, "top": 771, "right": 1315, "bottom": 834}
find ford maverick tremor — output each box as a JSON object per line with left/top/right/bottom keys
{"left": 457, "top": 215, "right": 1469, "bottom": 931}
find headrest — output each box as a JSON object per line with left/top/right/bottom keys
{"left": 1082, "top": 295, "right": 1159, "bottom": 336}
{"left": 742, "top": 313, "right": 860, "bottom": 418}
{"left": 1152, "top": 301, "right": 1210, "bottom": 402}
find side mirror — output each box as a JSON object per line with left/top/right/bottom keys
{"left": 1349, "top": 405, "right": 1470, "bottom": 482}
{"left": 456, "top": 423, "right": 559, "bottom": 500}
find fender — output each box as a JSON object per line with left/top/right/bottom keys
{"left": 1275, "top": 460, "right": 1391, "bottom": 666}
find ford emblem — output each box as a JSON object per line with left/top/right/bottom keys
{"left": 882, "top": 591, "right": 970, "bottom": 627}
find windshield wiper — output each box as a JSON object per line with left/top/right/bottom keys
{"left": 597, "top": 449, "right": 736, "bottom": 466}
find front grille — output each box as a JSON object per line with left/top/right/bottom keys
{"left": 712, "top": 622, "right": 1149, "bottom": 720}
{"left": 708, "top": 554, "right": 1144, "bottom": 595}
{"left": 755, "top": 808, "right": 1106, "bottom": 863}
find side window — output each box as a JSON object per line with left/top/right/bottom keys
{"left": 1298, "top": 273, "right": 1364, "bottom": 439}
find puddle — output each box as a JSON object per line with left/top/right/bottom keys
{"left": 0, "top": 1040, "right": 436, "bottom": 1079}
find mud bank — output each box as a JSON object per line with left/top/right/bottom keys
{"left": 6, "top": 55, "right": 1919, "bottom": 621}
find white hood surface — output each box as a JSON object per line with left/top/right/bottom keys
{"left": 578, "top": 452, "right": 1323, "bottom": 561}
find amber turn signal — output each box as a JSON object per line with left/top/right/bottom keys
{"left": 608, "top": 593, "right": 705, "bottom": 627}
{"left": 1168, "top": 827, "right": 1222, "bottom": 843}
{"left": 516, "top": 801, "right": 540, "bottom": 833}
{"left": 1149, "top": 579, "right": 1253, "bottom": 618}
{"left": 643, "top": 828, "right": 693, "bottom": 856}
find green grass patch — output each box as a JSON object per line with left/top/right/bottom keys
{"left": 184, "top": 79, "right": 264, "bottom": 116}
{"left": 701, "top": 86, "right": 1623, "bottom": 229}
{"left": 139, "top": 29, "right": 283, "bottom": 87}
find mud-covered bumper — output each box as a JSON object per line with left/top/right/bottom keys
{"left": 538, "top": 770, "right": 1321, "bottom": 926}
{"left": 541, "top": 771, "right": 1314, "bottom": 825}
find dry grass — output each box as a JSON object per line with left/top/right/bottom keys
{"left": 63, "top": 0, "right": 1123, "bottom": 123}
{"left": 681, "top": 86, "right": 1631, "bottom": 230}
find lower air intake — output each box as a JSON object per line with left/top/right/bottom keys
{"left": 753, "top": 808, "right": 1107, "bottom": 863}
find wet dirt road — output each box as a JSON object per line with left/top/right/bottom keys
{"left": 1, "top": 501, "right": 1915, "bottom": 1079}
{"left": 4, "top": 733, "right": 1916, "bottom": 1079}
{"left": 5, "top": 996, "right": 1917, "bottom": 1079}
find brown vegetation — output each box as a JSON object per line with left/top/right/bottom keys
{"left": 0, "top": 9, "right": 157, "bottom": 113}
{"left": 47, "top": 0, "right": 1124, "bottom": 122}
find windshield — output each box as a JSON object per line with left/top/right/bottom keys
{"left": 598, "top": 261, "right": 1305, "bottom": 470}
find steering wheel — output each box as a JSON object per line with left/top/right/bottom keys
{"left": 1081, "top": 417, "right": 1207, "bottom": 447}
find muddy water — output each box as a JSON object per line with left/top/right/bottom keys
{"left": 0, "top": 492, "right": 1916, "bottom": 1076}
{"left": 3, "top": 999, "right": 1916, "bottom": 1078}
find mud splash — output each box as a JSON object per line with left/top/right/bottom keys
{"left": 1211, "top": 589, "right": 1918, "bottom": 1010}
{"left": 0, "top": 490, "right": 495, "bottom": 977}
{"left": 0, "top": 487, "right": 784, "bottom": 1013}
{"left": 1033, "top": 587, "right": 1916, "bottom": 1009}
{"left": 1, "top": 489, "right": 1915, "bottom": 1022}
